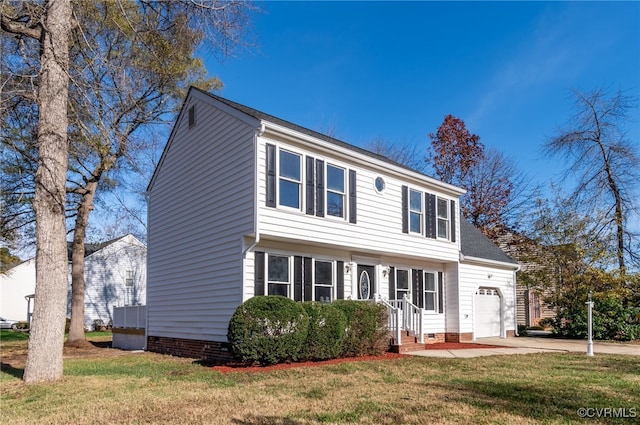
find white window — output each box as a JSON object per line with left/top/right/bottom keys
{"left": 424, "top": 272, "right": 437, "bottom": 311}
{"left": 409, "top": 189, "right": 423, "bottom": 234}
{"left": 437, "top": 197, "right": 449, "bottom": 239}
{"left": 314, "top": 260, "right": 333, "bottom": 303}
{"left": 125, "top": 270, "right": 134, "bottom": 287}
{"left": 278, "top": 150, "right": 301, "bottom": 209}
{"left": 326, "top": 164, "right": 345, "bottom": 218}
{"left": 267, "top": 255, "right": 291, "bottom": 297}
{"left": 395, "top": 269, "right": 409, "bottom": 300}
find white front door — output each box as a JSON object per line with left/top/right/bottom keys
{"left": 474, "top": 287, "right": 501, "bottom": 338}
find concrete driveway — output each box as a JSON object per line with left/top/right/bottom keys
{"left": 408, "top": 336, "right": 640, "bottom": 358}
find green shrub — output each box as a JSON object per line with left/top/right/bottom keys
{"left": 553, "top": 295, "right": 640, "bottom": 341}
{"left": 538, "top": 317, "right": 554, "bottom": 330}
{"left": 227, "top": 296, "right": 310, "bottom": 365}
{"left": 332, "top": 300, "right": 389, "bottom": 357}
{"left": 301, "top": 302, "right": 347, "bottom": 361}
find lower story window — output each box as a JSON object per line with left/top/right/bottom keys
{"left": 314, "top": 260, "right": 333, "bottom": 303}
{"left": 424, "top": 272, "right": 436, "bottom": 311}
{"left": 268, "top": 255, "right": 290, "bottom": 296}
{"left": 395, "top": 269, "right": 409, "bottom": 300}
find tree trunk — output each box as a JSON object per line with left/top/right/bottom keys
{"left": 66, "top": 181, "right": 99, "bottom": 344}
{"left": 23, "top": 0, "right": 72, "bottom": 384}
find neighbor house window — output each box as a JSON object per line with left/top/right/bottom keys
{"left": 314, "top": 260, "right": 333, "bottom": 302}
{"left": 437, "top": 197, "right": 449, "bottom": 239}
{"left": 125, "top": 270, "right": 134, "bottom": 287}
{"left": 326, "top": 164, "right": 346, "bottom": 218}
{"left": 409, "top": 189, "right": 423, "bottom": 234}
{"left": 278, "top": 150, "right": 302, "bottom": 209}
{"left": 268, "top": 255, "right": 290, "bottom": 296}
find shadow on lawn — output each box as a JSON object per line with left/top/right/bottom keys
{"left": 0, "top": 362, "right": 24, "bottom": 379}
{"left": 433, "top": 376, "right": 630, "bottom": 422}
{"left": 232, "top": 416, "right": 302, "bottom": 425}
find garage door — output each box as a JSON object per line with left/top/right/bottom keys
{"left": 475, "top": 288, "right": 501, "bottom": 338}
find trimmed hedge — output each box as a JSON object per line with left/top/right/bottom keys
{"left": 301, "top": 302, "right": 347, "bottom": 360}
{"left": 332, "top": 300, "right": 389, "bottom": 357}
{"left": 227, "top": 296, "right": 309, "bottom": 365}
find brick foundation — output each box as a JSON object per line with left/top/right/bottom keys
{"left": 444, "top": 332, "right": 474, "bottom": 342}
{"left": 423, "top": 333, "right": 446, "bottom": 344}
{"left": 146, "top": 336, "right": 232, "bottom": 363}
{"left": 506, "top": 330, "right": 515, "bottom": 337}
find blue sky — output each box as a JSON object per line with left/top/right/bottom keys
{"left": 206, "top": 1, "right": 639, "bottom": 188}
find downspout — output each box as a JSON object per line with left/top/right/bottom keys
{"left": 513, "top": 264, "right": 521, "bottom": 337}
{"left": 241, "top": 124, "right": 265, "bottom": 288}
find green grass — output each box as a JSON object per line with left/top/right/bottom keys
{"left": 1, "top": 347, "right": 638, "bottom": 424}
{"left": 0, "top": 330, "right": 30, "bottom": 342}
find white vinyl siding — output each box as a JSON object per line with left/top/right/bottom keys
{"left": 257, "top": 138, "right": 461, "bottom": 264}
{"left": 458, "top": 262, "right": 516, "bottom": 337}
{"left": 147, "top": 93, "right": 256, "bottom": 342}
{"left": 77, "top": 235, "right": 147, "bottom": 329}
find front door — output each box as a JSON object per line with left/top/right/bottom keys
{"left": 357, "top": 265, "right": 376, "bottom": 299}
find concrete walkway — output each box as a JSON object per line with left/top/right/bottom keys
{"left": 407, "top": 336, "right": 640, "bottom": 358}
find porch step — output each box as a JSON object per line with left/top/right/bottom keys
{"left": 389, "top": 331, "right": 426, "bottom": 353}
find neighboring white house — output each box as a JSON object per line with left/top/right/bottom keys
{"left": 0, "top": 234, "right": 146, "bottom": 329}
{"left": 145, "top": 88, "right": 519, "bottom": 361}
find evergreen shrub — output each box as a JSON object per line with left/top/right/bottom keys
{"left": 227, "top": 296, "right": 309, "bottom": 365}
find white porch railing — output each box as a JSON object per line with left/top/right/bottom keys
{"left": 375, "top": 294, "right": 425, "bottom": 345}
{"left": 374, "top": 295, "right": 402, "bottom": 346}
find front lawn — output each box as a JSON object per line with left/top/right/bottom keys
{"left": 1, "top": 337, "right": 638, "bottom": 425}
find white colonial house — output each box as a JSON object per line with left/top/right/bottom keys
{"left": 146, "top": 88, "right": 519, "bottom": 360}
{"left": 0, "top": 234, "right": 146, "bottom": 329}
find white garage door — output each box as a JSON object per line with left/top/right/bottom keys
{"left": 475, "top": 288, "right": 501, "bottom": 338}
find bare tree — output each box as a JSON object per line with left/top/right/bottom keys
{"left": 365, "top": 137, "right": 429, "bottom": 174}
{"left": 544, "top": 88, "right": 639, "bottom": 273}
{"left": 1, "top": 0, "right": 254, "bottom": 380}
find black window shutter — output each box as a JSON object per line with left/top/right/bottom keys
{"left": 425, "top": 193, "right": 436, "bottom": 239}
{"left": 412, "top": 269, "right": 423, "bottom": 306}
{"left": 389, "top": 266, "right": 395, "bottom": 300}
{"left": 266, "top": 144, "right": 276, "bottom": 207}
{"left": 306, "top": 156, "right": 315, "bottom": 215}
{"left": 401, "top": 185, "right": 408, "bottom": 234}
{"left": 450, "top": 200, "right": 456, "bottom": 242}
{"left": 254, "top": 252, "right": 265, "bottom": 296}
{"left": 294, "top": 256, "right": 303, "bottom": 301}
{"left": 438, "top": 272, "right": 444, "bottom": 314}
{"left": 348, "top": 169, "right": 357, "bottom": 224}
{"left": 336, "top": 261, "right": 344, "bottom": 300}
{"left": 303, "top": 257, "right": 313, "bottom": 301}
{"left": 316, "top": 160, "right": 325, "bottom": 217}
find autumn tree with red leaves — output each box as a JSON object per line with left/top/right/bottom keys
{"left": 428, "top": 115, "right": 528, "bottom": 239}
{"left": 428, "top": 114, "right": 484, "bottom": 185}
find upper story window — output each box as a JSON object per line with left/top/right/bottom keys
{"left": 409, "top": 189, "right": 423, "bottom": 234}
{"left": 278, "top": 150, "right": 302, "bottom": 209}
{"left": 402, "top": 185, "right": 456, "bottom": 243}
{"left": 326, "top": 164, "right": 346, "bottom": 218}
{"left": 266, "top": 143, "right": 357, "bottom": 224}
{"left": 437, "top": 197, "right": 449, "bottom": 239}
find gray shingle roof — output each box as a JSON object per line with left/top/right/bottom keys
{"left": 194, "top": 87, "right": 437, "bottom": 179}
{"left": 459, "top": 216, "right": 517, "bottom": 265}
